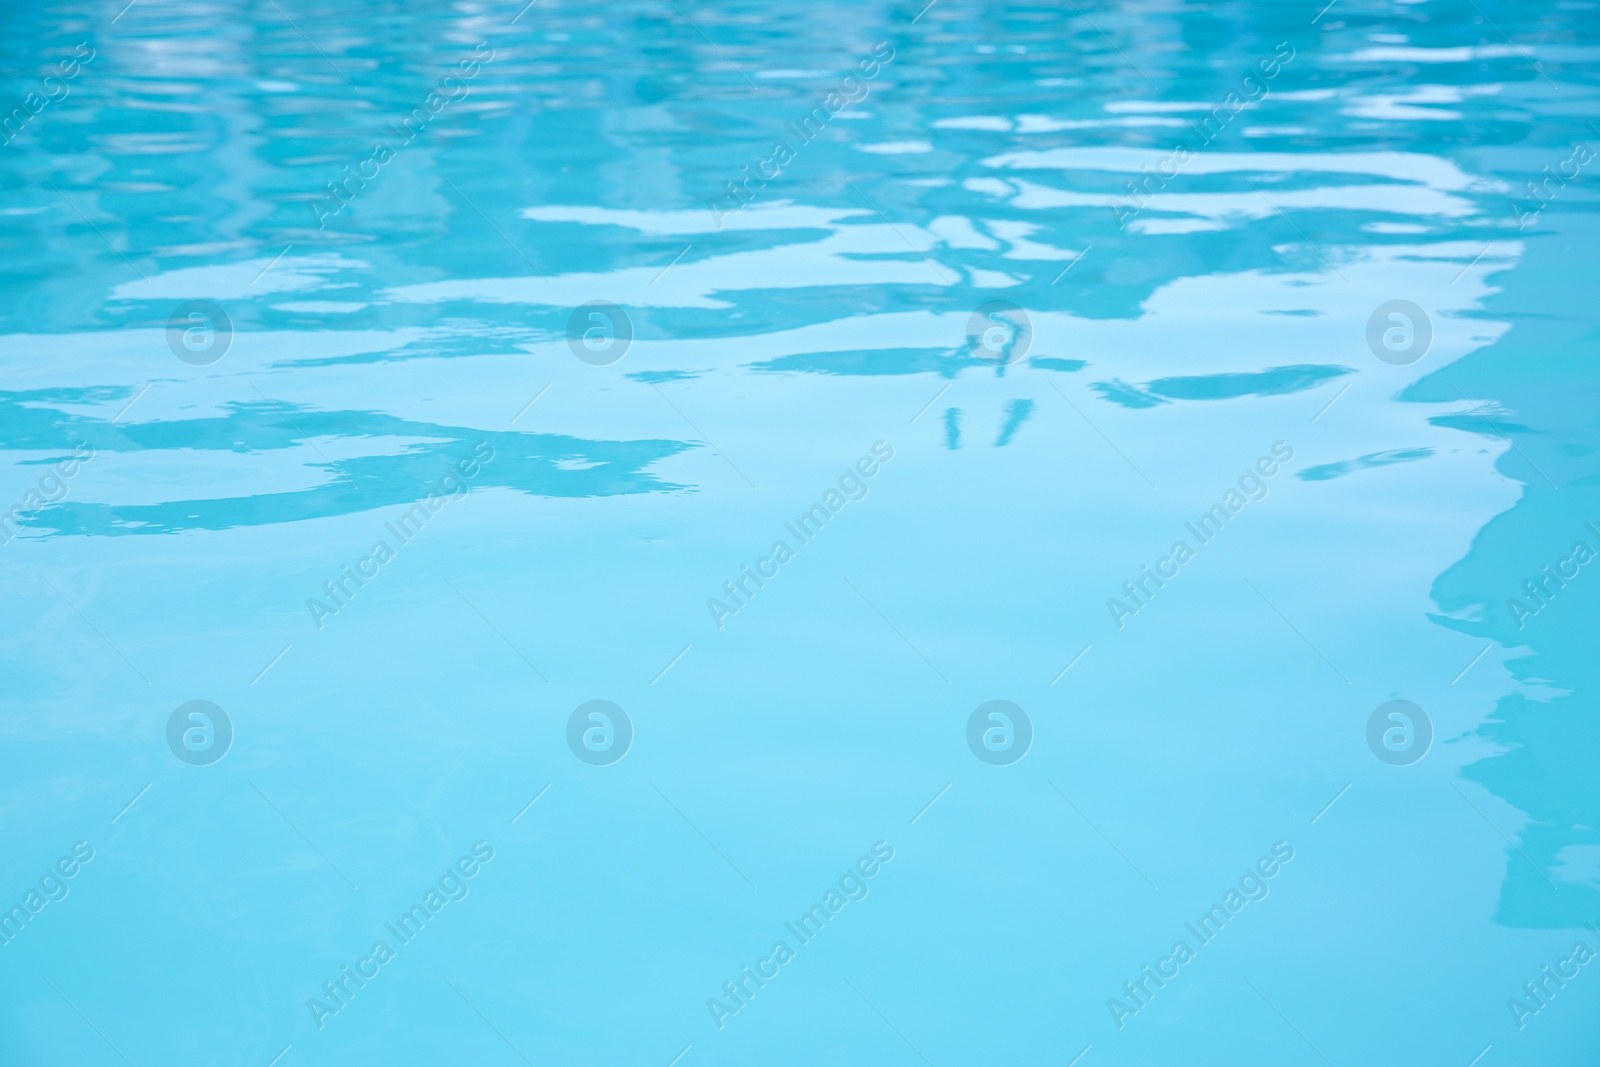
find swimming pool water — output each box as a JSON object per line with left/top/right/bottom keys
{"left": 2, "top": 1, "right": 1598, "bottom": 1064}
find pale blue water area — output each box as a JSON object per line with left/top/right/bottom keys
{"left": 2, "top": 1, "right": 1599, "bottom": 1064}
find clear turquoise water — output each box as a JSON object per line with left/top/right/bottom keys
{"left": 3, "top": 1, "right": 1599, "bottom": 1064}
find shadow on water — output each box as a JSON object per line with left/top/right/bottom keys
{"left": 1417, "top": 209, "right": 1600, "bottom": 928}
{"left": 1, "top": 391, "right": 694, "bottom": 537}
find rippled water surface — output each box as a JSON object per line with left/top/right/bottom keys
{"left": 3, "top": 1, "right": 1599, "bottom": 1064}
